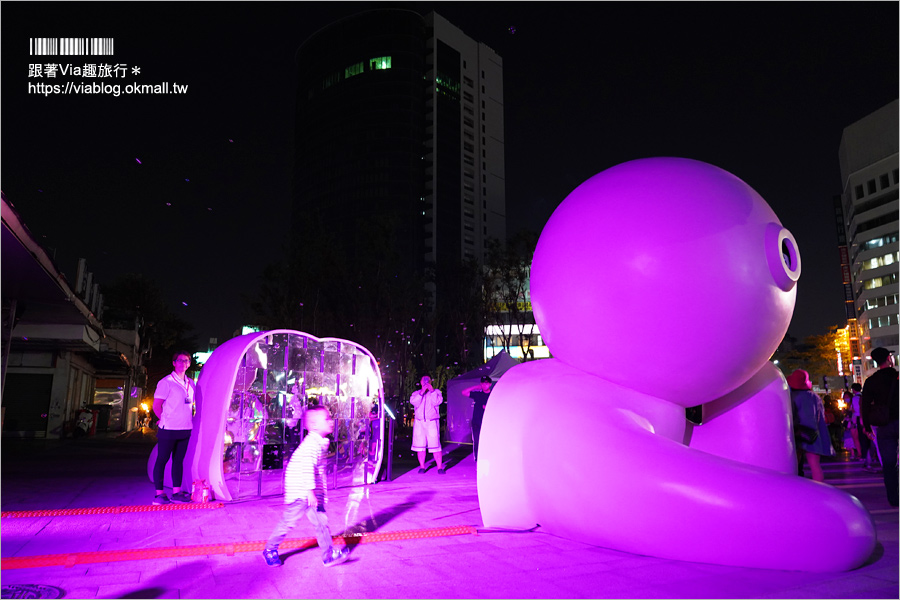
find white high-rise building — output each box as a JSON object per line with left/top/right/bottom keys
{"left": 424, "top": 12, "right": 506, "bottom": 265}
{"left": 838, "top": 99, "right": 899, "bottom": 368}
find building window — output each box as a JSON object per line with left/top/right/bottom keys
{"left": 862, "top": 251, "right": 900, "bottom": 272}
{"left": 438, "top": 73, "right": 460, "bottom": 97}
{"left": 867, "top": 179, "right": 877, "bottom": 194}
{"left": 369, "top": 56, "right": 391, "bottom": 70}
{"left": 855, "top": 210, "right": 900, "bottom": 236}
{"left": 880, "top": 174, "right": 890, "bottom": 189}
{"left": 855, "top": 185, "right": 864, "bottom": 199}
{"left": 864, "top": 293, "right": 899, "bottom": 311}
{"left": 864, "top": 272, "right": 900, "bottom": 290}
{"left": 869, "top": 314, "right": 900, "bottom": 330}
{"left": 323, "top": 71, "right": 343, "bottom": 90}
{"left": 894, "top": 169, "right": 899, "bottom": 185}
{"left": 863, "top": 234, "right": 899, "bottom": 251}
{"left": 345, "top": 62, "right": 364, "bottom": 78}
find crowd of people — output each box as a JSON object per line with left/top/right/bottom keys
{"left": 788, "top": 346, "right": 898, "bottom": 507}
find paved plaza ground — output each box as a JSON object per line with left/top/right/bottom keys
{"left": 0, "top": 431, "right": 897, "bottom": 599}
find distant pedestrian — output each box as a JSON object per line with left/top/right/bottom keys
{"left": 861, "top": 347, "right": 899, "bottom": 507}
{"left": 845, "top": 384, "right": 864, "bottom": 461}
{"left": 410, "top": 375, "right": 444, "bottom": 474}
{"left": 788, "top": 369, "right": 834, "bottom": 482}
{"left": 263, "top": 406, "right": 350, "bottom": 567}
{"left": 151, "top": 352, "right": 196, "bottom": 505}
{"left": 462, "top": 376, "right": 495, "bottom": 461}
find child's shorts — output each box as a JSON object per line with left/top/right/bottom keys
{"left": 411, "top": 419, "right": 441, "bottom": 452}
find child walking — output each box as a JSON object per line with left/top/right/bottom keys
{"left": 263, "top": 406, "right": 349, "bottom": 567}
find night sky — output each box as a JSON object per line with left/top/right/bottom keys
{"left": 2, "top": 2, "right": 897, "bottom": 348}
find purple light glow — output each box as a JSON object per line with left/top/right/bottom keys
{"left": 477, "top": 158, "right": 875, "bottom": 572}
{"left": 135, "top": 158, "right": 141, "bottom": 164}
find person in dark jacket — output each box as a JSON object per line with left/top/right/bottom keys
{"left": 462, "top": 376, "right": 495, "bottom": 461}
{"left": 861, "top": 347, "right": 899, "bottom": 507}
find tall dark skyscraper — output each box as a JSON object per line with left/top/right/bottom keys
{"left": 292, "top": 9, "right": 506, "bottom": 274}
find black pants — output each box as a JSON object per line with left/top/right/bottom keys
{"left": 875, "top": 420, "right": 899, "bottom": 507}
{"left": 154, "top": 428, "right": 191, "bottom": 489}
{"left": 857, "top": 420, "right": 872, "bottom": 460}
{"left": 471, "top": 415, "right": 484, "bottom": 461}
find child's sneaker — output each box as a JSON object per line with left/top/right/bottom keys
{"left": 152, "top": 493, "right": 170, "bottom": 505}
{"left": 262, "top": 548, "right": 282, "bottom": 567}
{"left": 322, "top": 546, "right": 349, "bottom": 567}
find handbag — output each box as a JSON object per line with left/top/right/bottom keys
{"left": 795, "top": 424, "right": 818, "bottom": 445}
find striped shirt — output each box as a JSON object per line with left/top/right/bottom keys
{"left": 283, "top": 431, "right": 329, "bottom": 504}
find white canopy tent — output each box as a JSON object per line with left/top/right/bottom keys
{"left": 445, "top": 350, "right": 519, "bottom": 444}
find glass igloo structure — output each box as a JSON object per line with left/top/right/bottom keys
{"left": 183, "top": 330, "right": 385, "bottom": 502}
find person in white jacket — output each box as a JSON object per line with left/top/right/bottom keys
{"left": 410, "top": 375, "right": 444, "bottom": 474}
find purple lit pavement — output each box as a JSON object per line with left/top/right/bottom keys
{"left": 1, "top": 435, "right": 897, "bottom": 599}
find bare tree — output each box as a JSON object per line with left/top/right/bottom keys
{"left": 484, "top": 232, "right": 539, "bottom": 361}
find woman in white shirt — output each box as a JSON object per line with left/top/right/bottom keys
{"left": 151, "top": 352, "right": 195, "bottom": 504}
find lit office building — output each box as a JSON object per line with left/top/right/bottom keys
{"left": 292, "top": 9, "right": 506, "bottom": 272}
{"left": 836, "top": 99, "right": 899, "bottom": 370}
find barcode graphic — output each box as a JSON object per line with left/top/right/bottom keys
{"left": 30, "top": 38, "right": 114, "bottom": 56}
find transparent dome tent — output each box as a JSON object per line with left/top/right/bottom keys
{"left": 150, "top": 330, "right": 386, "bottom": 502}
